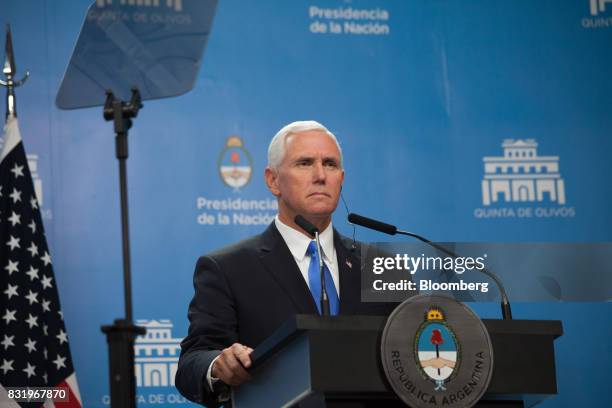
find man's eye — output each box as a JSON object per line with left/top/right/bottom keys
{"left": 296, "top": 160, "right": 311, "bottom": 167}
{"left": 324, "top": 160, "right": 339, "bottom": 168}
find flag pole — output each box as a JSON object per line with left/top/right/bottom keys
{"left": 0, "top": 24, "right": 29, "bottom": 119}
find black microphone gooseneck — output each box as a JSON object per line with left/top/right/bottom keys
{"left": 294, "top": 215, "right": 331, "bottom": 316}
{"left": 347, "top": 213, "right": 513, "bottom": 320}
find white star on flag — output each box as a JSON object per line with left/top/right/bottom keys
{"left": 41, "top": 275, "right": 53, "bottom": 289}
{"left": 25, "top": 266, "right": 39, "bottom": 280}
{"left": 10, "top": 163, "right": 24, "bottom": 178}
{"left": 27, "top": 241, "right": 38, "bottom": 257}
{"left": 57, "top": 329, "right": 68, "bottom": 344}
{"left": 24, "top": 338, "right": 37, "bottom": 353}
{"left": 6, "top": 235, "right": 20, "bottom": 250}
{"left": 30, "top": 195, "right": 39, "bottom": 209}
{"left": 1, "top": 359, "right": 14, "bottom": 375}
{"left": 25, "top": 313, "right": 38, "bottom": 329}
{"left": 41, "top": 299, "right": 51, "bottom": 312}
{"left": 53, "top": 355, "right": 67, "bottom": 370}
{"left": 1, "top": 335, "right": 15, "bottom": 350}
{"left": 4, "top": 283, "right": 18, "bottom": 299}
{"left": 7, "top": 211, "right": 20, "bottom": 226}
{"left": 25, "top": 289, "right": 39, "bottom": 305}
{"left": 28, "top": 219, "right": 36, "bottom": 233}
{"left": 22, "top": 362, "right": 36, "bottom": 378}
{"left": 4, "top": 259, "right": 19, "bottom": 275}
{"left": 41, "top": 251, "right": 51, "bottom": 266}
{"left": 9, "top": 187, "right": 21, "bottom": 203}
{"left": 2, "top": 309, "right": 16, "bottom": 325}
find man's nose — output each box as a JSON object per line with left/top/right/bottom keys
{"left": 312, "top": 162, "right": 326, "bottom": 182}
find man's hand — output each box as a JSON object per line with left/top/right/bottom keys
{"left": 212, "top": 343, "right": 254, "bottom": 386}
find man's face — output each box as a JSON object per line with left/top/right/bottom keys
{"left": 265, "top": 130, "right": 344, "bottom": 229}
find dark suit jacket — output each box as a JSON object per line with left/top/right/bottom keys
{"left": 175, "top": 222, "right": 391, "bottom": 406}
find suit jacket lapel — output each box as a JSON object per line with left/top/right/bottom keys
{"left": 335, "top": 231, "right": 362, "bottom": 315}
{"left": 258, "top": 223, "right": 319, "bottom": 314}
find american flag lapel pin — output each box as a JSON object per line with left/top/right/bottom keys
{"left": 345, "top": 259, "right": 352, "bottom": 269}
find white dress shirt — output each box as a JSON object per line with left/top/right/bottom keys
{"left": 273, "top": 216, "right": 340, "bottom": 295}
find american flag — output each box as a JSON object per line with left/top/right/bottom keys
{"left": 0, "top": 115, "right": 82, "bottom": 407}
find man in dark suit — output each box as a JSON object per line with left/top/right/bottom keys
{"left": 176, "top": 121, "right": 389, "bottom": 407}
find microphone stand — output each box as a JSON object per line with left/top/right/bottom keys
{"left": 314, "top": 231, "right": 331, "bottom": 316}
{"left": 100, "top": 88, "right": 146, "bottom": 408}
{"left": 394, "top": 229, "right": 512, "bottom": 320}
{"left": 294, "top": 215, "right": 331, "bottom": 316}
{"left": 348, "top": 213, "right": 512, "bottom": 320}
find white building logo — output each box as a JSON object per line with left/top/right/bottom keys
{"left": 582, "top": 0, "right": 612, "bottom": 29}
{"left": 481, "top": 139, "right": 566, "bottom": 206}
{"left": 96, "top": 0, "right": 183, "bottom": 12}
{"left": 27, "top": 154, "right": 44, "bottom": 206}
{"left": 589, "top": 0, "right": 612, "bottom": 15}
{"left": 134, "top": 319, "right": 183, "bottom": 388}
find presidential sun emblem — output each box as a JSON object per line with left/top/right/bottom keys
{"left": 218, "top": 136, "right": 253, "bottom": 190}
{"left": 414, "top": 307, "right": 461, "bottom": 392}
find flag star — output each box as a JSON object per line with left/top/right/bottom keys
{"left": 4, "top": 260, "right": 19, "bottom": 275}
{"left": 41, "top": 251, "right": 52, "bottom": 266}
{"left": 1, "top": 359, "right": 14, "bottom": 375}
{"left": 4, "top": 283, "right": 19, "bottom": 299}
{"left": 25, "top": 313, "right": 38, "bottom": 329}
{"left": 58, "top": 310, "right": 64, "bottom": 320}
{"left": 57, "top": 330, "right": 68, "bottom": 344}
{"left": 44, "top": 348, "right": 48, "bottom": 359}
{"left": 53, "top": 354, "right": 66, "bottom": 370}
{"left": 31, "top": 195, "right": 39, "bottom": 209}
{"left": 25, "top": 266, "right": 39, "bottom": 281}
{"left": 41, "top": 275, "right": 53, "bottom": 289}
{"left": 24, "top": 338, "right": 37, "bottom": 353}
{"left": 28, "top": 220, "right": 37, "bottom": 233}
{"left": 9, "top": 188, "right": 21, "bottom": 203}
{"left": 43, "top": 373, "right": 48, "bottom": 383}
{"left": 2, "top": 309, "right": 16, "bottom": 325}
{"left": 6, "top": 235, "right": 20, "bottom": 251}
{"left": 8, "top": 211, "right": 20, "bottom": 226}
{"left": 23, "top": 362, "right": 36, "bottom": 378}
{"left": 27, "top": 242, "right": 39, "bottom": 257}
{"left": 41, "top": 298, "right": 51, "bottom": 312}
{"left": 43, "top": 324, "right": 48, "bottom": 336}
{"left": 1, "top": 335, "right": 15, "bottom": 350}
{"left": 10, "top": 163, "right": 24, "bottom": 178}
{"left": 25, "top": 290, "right": 39, "bottom": 305}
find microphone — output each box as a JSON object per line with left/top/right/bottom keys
{"left": 294, "top": 215, "right": 330, "bottom": 316}
{"left": 294, "top": 215, "right": 318, "bottom": 237}
{"left": 347, "top": 212, "right": 513, "bottom": 320}
{"left": 347, "top": 213, "right": 397, "bottom": 235}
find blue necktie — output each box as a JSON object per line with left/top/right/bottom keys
{"left": 306, "top": 240, "right": 339, "bottom": 315}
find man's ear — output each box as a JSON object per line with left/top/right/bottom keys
{"left": 264, "top": 167, "right": 281, "bottom": 197}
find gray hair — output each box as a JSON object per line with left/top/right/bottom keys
{"left": 267, "top": 120, "right": 343, "bottom": 169}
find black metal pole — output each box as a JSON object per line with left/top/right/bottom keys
{"left": 101, "top": 89, "right": 145, "bottom": 408}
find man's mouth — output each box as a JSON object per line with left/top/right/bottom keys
{"left": 308, "top": 192, "right": 330, "bottom": 197}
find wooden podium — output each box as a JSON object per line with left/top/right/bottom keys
{"left": 232, "top": 315, "right": 562, "bottom": 407}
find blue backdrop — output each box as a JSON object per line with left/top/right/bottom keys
{"left": 2, "top": 1, "right": 611, "bottom": 406}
